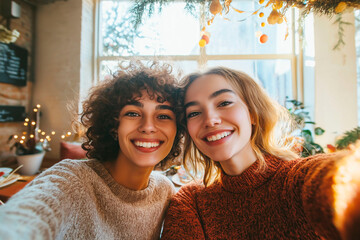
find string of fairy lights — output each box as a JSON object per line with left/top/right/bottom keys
{"left": 11, "top": 104, "right": 73, "bottom": 148}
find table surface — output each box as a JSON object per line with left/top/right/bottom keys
{"left": 0, "top": 176, "right": 35, "bottom": 202}
{"left": 0, "top": 157, "right": 58, "bottom": 203}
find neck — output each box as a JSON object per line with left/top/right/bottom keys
{"left": 220, "top": 143, "right": 257, "bottom": 176}
{"left": 103, "top": 156, "right": 153, "bottom": 191}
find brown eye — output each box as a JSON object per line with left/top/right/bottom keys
{"left": 218, "top": 101, "right": 232, "bottom": 107}
{"left": 187, "top": 112, "right": 200, "bottom": 119}
{"left": 158, "top": 114, "right": 172, "bottom": 120}
{"left": 125, "top": 112, "right": 140, "bottom": 117}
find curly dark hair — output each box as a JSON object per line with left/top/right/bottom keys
{"left": 80, "top": 61, "right": 183, "bottom": 167}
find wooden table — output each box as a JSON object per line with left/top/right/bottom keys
{"left": 0, "top": 157, "right": 58, "bottom": 203}
{"left": 0, "top": 176, "right": 35, "bottom": 202}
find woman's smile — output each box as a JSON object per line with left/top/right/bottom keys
{"left": 132, "top": 138, "right": 164, "bottom": 152}
{"left": 202, "top": 130, "right": 234, "bottom": 145}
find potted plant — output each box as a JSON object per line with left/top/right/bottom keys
{"left": 7, "top": 104, "right": 53, "bottom": 175}
{"left": 287, "top": 98, "right": 325, "bottom": 157}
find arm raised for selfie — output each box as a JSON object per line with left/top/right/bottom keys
{"left": 283, "top": 145, "right": 360, "bottom": 240}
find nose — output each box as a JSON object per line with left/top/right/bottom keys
{"left": 138, "top": 116, "right": 157, "bottom": 134}
{"left": 204, "top": 109, "right": 221, "bottom": 128}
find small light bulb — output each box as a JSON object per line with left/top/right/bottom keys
{"left": 21, "top": 136, "right": 25, "bottom": 140}
{"left": 31, "top": 121, "right": 36, "bottom": 126}
{"left": 41, "top": 132, "right": 45, "bottom": 135}
{"left": 37, "top": 129, "right": 41, "bottom": 133}
{"left": 40, "top": 139, "right": 44, "bottom": 142}
{"left": 20, "top": 140, "right": 24, "bottom": 144}
{"left": 30, "top": 134, "right": 34, "bottom": 138}
{"left": 33, "top": 108, "right": 38, "bottom": 112}
{"left": 25, "top": 118, "right": 29, "bottom": 122}
{"left": 14, "top": 135, "right": 18, "bottom": 139}
{"left": 61, "top": 135, "right": 66, "bottom": 139}
{"left": 51, "top": 131, "right": 56, "bottom": 135}
{"left": 36, "top": 104, "right": 41, "bottom": 108}
{"left": 67, "top": 132, "right": 72, "bottom": 136}
{"left": 24, "top": 122, "right": 28, "bottom": 126}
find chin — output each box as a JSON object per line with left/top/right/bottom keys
{"left": 205, "top": 152, "right": 231, "bottom": 162}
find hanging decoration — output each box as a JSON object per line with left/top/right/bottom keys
{"left": 129, "top": 0, "right": 360, "bottom": 46}
{"left": 199, "top": 27, "right": 210, "bottom": 47}
{"left": 0, "top": 24, "right": 20, "bottom": 44}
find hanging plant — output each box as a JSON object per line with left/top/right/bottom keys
{"left": 128, "top": 0, "right": 360, "bottom": 47}
{"left": 333, "top": 13, "right": 352, "bottom": 50}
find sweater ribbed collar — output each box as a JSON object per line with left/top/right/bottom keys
{"left": 219, "top": 155, "right": 281, "bottom": 193}
{"left": 88, "top": 159, "right": 156, "bottom": 202}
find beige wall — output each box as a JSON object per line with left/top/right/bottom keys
{"left": 33, "top": 0, "right": 93, "bottom": 159}
{"left": 313, "top": 11, "right": 358, "bottom": 147}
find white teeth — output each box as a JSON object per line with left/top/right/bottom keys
{"left": 206, "top": 131, "right": 231, "bottom": 142}
{"left": 134, "top": 141, "right": 160, "bottom": 148}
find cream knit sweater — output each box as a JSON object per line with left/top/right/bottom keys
{"left": 0, "top": 159, "right": 176, "bottom": 240}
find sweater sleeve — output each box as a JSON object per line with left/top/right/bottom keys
{"left": 0, "top": 160, "right": 85, "bottom": 240}
{"left": 161, "top": 183, "right": 205, "bottom": 240}
{"left": 283, "top": 149, "right": 360, "bottom": 240}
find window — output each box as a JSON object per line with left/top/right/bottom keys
{"left": 355, "top": 10, "right": 360, "bottom": 126}
{"left": 96, "top": 0, "right": 300, "bottom": 104}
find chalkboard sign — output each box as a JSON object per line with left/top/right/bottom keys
{"left": 0, "top": 43, "right": 28, "bottom": 86}
{"left": 0, "top": 105, "right": 26, "bottom": 122}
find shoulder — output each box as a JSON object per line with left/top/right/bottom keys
{"left": 171, "top": 181, "right": 205, "bottom": 204}
{"left": 150, "top": 171, "right": 176, "bottom": 196}
{"left": 278, "top": 153, "right": 341, "bottom": 173}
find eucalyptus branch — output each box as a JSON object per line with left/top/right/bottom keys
{"left": 333, "top": 13, "right": 352, "bottom": 50}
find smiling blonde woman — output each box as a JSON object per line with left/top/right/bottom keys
{"left": 162, "top": 66, "right": 360, "bottom": 240}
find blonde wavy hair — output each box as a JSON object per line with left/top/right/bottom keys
{"left": 180, "top": 67, "right": 300, "bottom": 186}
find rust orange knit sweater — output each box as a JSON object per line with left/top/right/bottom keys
{"left": 162, "top": 154, "right": 345, "bottom": 240}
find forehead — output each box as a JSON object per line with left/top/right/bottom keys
{"left": 185, "top": 74, "right": 235, "bottom": 102}
{"left": 131, "top": 89, "right": 171, "bottom": 105}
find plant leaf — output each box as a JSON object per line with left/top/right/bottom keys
{"left": 315, "top": 127, "right": 325, "bottom": 135}
{"left": 302, "top": 129, "right": 313, "bottom": 143}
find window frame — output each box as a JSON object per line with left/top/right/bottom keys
{"left": 95, "top": 0, "right": 302, "bottom": 100}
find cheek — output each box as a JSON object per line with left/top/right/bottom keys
{"left": 186, "top": 120, "right": 199, "bottom": 140}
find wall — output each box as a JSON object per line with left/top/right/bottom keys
{"left": 0, "top": 0, "right": 35, "bottom": 162}
{"left": 313, "top": 11, "right": 358, "bottom": 147}
{"left": 33, "top": 0, "right": 94, "bottom": 159}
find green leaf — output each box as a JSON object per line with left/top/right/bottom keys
{"left": 315, "top": 127, "right": 325, "bottom": 136}
{"left": 302, "top": 129, "right": 313, "bottom": 143}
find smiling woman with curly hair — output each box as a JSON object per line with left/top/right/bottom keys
{"left": 0, "top": 61, "right": 184, "bottom": 240}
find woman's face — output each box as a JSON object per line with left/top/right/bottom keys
{"left": 184, "top": 74, "right": 254, "bottom": 163}
{"left": 116, "top": 90, "right": 177, "bottom": 168}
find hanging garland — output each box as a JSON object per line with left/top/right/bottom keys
{"left": 129, "top": 0, "right": 360, "bottom": 46}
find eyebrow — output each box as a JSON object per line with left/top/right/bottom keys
{"left": 126, "top": 101, "right": 174, "bottom": 112}
{"left": 184, "top": 88, "right": 235, "bottom": 109}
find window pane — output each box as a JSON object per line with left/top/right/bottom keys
{"left": 355, "top": 10, "right": 360, "bottom": 126}
{"left": 100, "top": 1, "right": 200, "bottom": 56}
{"left": 205, "top": 0, "right": 293, "bottom": 55}
{"left": 99, "top": 60, "right": 199, "bottom": 81}
{"left": 207, "top": 59, "right": 293, "bottom": 104}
